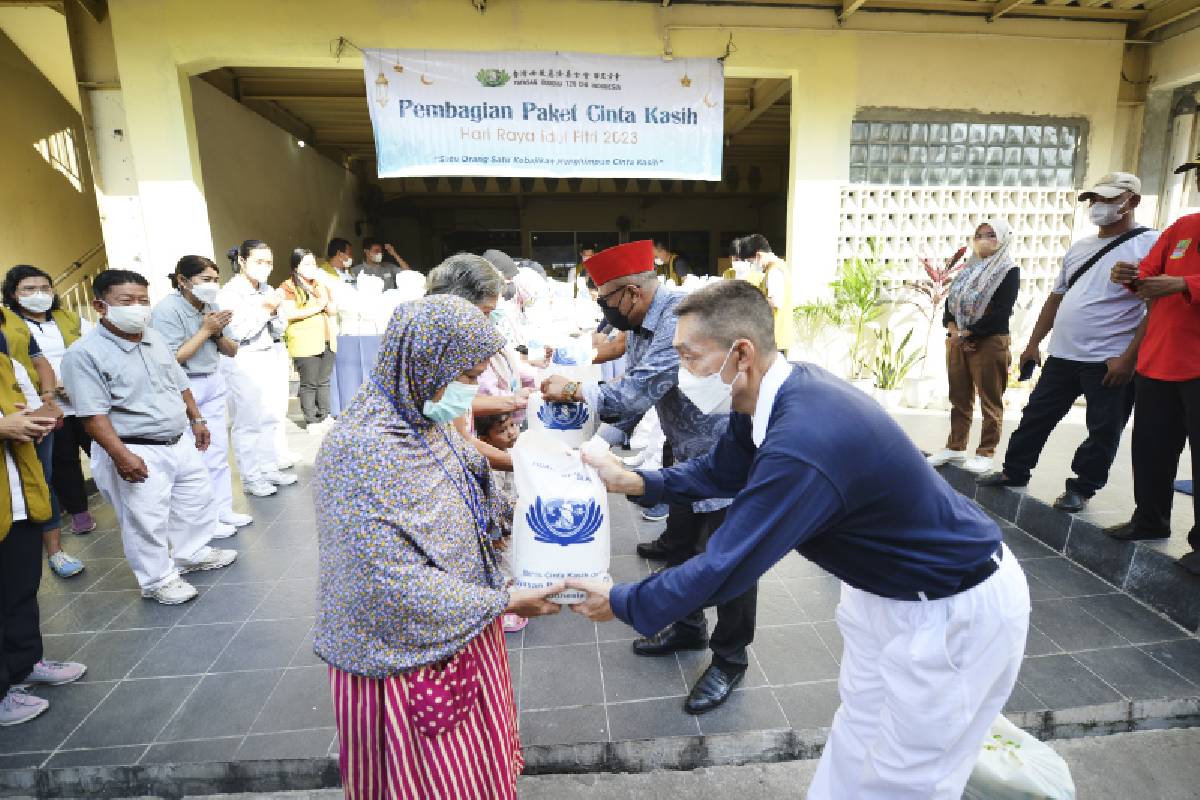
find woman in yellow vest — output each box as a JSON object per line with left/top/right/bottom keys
{"left": 0, "top": 350, "right": 87, "bottom": 726}
{"left": 2, "top": 266, "right": 91, "bottom": 578}
{"left": 728, "top": 235, "right": 793, "bottom": 355}
{"left": 652, "top": 240, "right": 692, "bottom": 286}
{"left": 280, "top": 248, "right": 338, "bottom": 432}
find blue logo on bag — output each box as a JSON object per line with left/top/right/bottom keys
{"left": 537, "top": 401, "right": 590, "bottom": 430}
{"left": 526, "top": 498, "right": 604, "bottom": 546}
{"left": 552, "top": 348, "right": 580, "bottom": 366}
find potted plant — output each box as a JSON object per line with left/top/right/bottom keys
{"left": 831, "top": 238, "right": 889, "bottom": 389}
{"left": 872, "top": 327, "right": 923, "bottom": 408}
{"left": 900, "top": 246, "right": 968, "bottom": 408}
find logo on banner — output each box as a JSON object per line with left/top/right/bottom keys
{"left": 526, "top": 497, "right": 604, "bottom": 546}
{"left": 537, "top": 401, "right": 590, "bottom": 430}
{"left": 476, "top": 68, "right": 511, "bottom": 88}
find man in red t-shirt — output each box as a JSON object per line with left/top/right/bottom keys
{"left": 1107, "top": 152, "right": 1200, "bottom": 575}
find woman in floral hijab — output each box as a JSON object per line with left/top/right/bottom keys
{"left": 314, "top": 294, "right": 561, "bottom": 799}
{"left": 929, "top": 218, "right": 1021, "bottom": 475}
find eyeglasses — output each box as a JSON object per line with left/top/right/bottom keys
{"left": 973, "top": 233, "right": 998, "bottom": 241}
{"left": 597, "top": 284, "right": 630, "bottom": 306}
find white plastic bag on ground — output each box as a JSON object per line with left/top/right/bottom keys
{"left": 963, "top": 715, "right": 1075, "bottom": 800}
{"left": 525, "top": 392, "right": 597, "bottom": 449}
{"left": 511, "top": 429, "right": 612, "bottom": 604}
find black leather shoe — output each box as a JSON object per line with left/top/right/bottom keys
{"left": 636, "top": 539, "right": 687, "bottom": 561}
{"left": 976, "top": 471, "right": 1029, "bottom": 488}
{"left": 1053, "top": 490, "right": 1088, "bottom": 513}
{"left": 1178, "top": 551, "right": 1200, "bottom": 576}
{"left": 632, "top": 626, "right": 708, "bottom": 657}
{"left": 684, "top": 663, "right": 746, "bottom": 715}
{"left": 1104, "top": 521, "right": 1171, "bottom": 541}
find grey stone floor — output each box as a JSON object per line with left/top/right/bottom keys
{"left": 1, "top": 420, "right": 1198, "bottom": 777}
{"left": 894, "top": 407, "right": 1195, "bottom": 557}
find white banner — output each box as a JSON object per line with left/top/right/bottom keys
{"left": 362, "top": 49, "right": 723, "bottom": 180}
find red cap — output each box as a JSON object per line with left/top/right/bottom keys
{"left": 584, "top": 240, "right": 655, "bottom": 287}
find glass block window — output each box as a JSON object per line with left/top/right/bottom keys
{"left": 849, "top": 120, "right": 1080, "bottom": 188}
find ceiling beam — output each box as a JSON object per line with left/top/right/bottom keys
{"left": 839, "top": 0, "right": 869, "bottom": 23}
{"left": 1134, "top": 0, "right": 1200, "bottom": 36}
{"left": 241, "top": 92, "right": 366, "bottom": 102}
{"left": 726, "top": 78, "right": 790, "bottom": 138}
{"left": 989, "top": 0, "right": 1030, "bottom": 22}
{"left": 74, "top": 0, "right": 105, "bottom": 21}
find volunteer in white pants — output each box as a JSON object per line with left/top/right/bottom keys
{"left": 219, "top": 240, "right": 298, "bottom": 495}
{"left": 61, "top": 269, "right": 237, "bottom": 606}
{"left": 150, "top": 255, "right": 245, "bottom": 536}
{"left": 567, "top": 280, "right": 1030, "bottom": 800}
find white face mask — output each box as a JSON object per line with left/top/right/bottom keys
{"left": 104, "top": 302, "right": 151, "bottom": 335}
{"left": 246, "top": 264, "right": 272, "bottom": 284}
{"left": 654, "top": 257, "right": 665, "bottom": 266}
{"left": 297, "top": 263, "right": 319, "bottom": 281}
{"left": 1089, "top": 200, "right": 1128, "bottom": 227}
{"left": 371, "top": 252, "right": 384, "bottom": 264}
{"left": 20, "top": 292, "right": 53, "bottom": 314}
{"left": 191, "top": 281, "right": 220, "bottom": 304}
{"left": 677, "top": 346, "right": 737, "bottom": 414}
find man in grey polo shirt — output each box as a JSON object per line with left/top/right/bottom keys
{"left": 61, "top": 270, "right": 237, "bottom": 606}
{"left": 978, "top": 173, "right": 1159, "bottom": 512}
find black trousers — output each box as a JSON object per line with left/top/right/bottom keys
{"left": 661, "top": 505, "right": 758, "bottom": 670}
{"left": 0, "top": 520, "right": 44, "bottom": 697}
{"left": 1001, "top": 357, "right": 1134, "bottom": 496}
{"left": 1130, "top": 375, "right": 1200, "bottom": 548}
{"left": 50, "top": 415, "right": 91, "bottom": 515}
{"left": 295, "top": 344, "right": 335, "bottom": 424}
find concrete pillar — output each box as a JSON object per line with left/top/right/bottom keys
{"left": 66, "top": 0, "right": 214, "bottom": 299}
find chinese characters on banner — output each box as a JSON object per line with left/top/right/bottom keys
{"left": 362, "top": 49, "right": 724, "bottom": 180}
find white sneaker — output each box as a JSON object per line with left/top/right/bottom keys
{"left": 143, "top": 577, "right": 198, "bottom": 605}
{"left": 244, "top": 480, "right": 278, "bottom": 498}
{"left": 24, "top": 659, "right": 87, "bottom": 686}
{"left": 179, "top": 548, "right": 237, "bottom": 574}
{"left": 211, "top": 522, "right": 238, "bottom": 540}
{"left": 963, "top": 455, "right": 994, "bottom": 474}
{"left": 263, "top": 470, "right": 298, "bottom": 486}
{"left": 277, "top": 451, "right": 302, "bottom": 470}
{"left": 0, "top": 688, "right": 49, "bottom": 726}
{"left": 220, "top": 512, "right": 253, "bottom": 528}
{"left": 927, "top": 449, "right": 967, "bottom": 467}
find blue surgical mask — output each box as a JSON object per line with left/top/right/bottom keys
{"left": 423, "top": 380, "right": 479, "bottom": 423}
{"left": 490, "top": 308, "right": 506, "bottom": 326}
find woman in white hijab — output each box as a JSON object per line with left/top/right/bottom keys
{"left": 928, "top": 218, "right": 1021, "bottom": 474}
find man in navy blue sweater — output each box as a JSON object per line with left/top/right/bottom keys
{"left": 568, "top": 281, "right": 1030, "bottom": 800}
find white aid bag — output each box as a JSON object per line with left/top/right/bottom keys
{"left": 511, "top": 429, "right": 612, "bottom": 604}
{"left": 962, "top": 715, "right": 1076, "bottom": 800}
{"left": 525, "top": 392, "right": 598, "bottom": 449}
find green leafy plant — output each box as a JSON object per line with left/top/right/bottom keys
{"left": 832, "top": 238, "right": 889, "bottom": 379}
{"left": 872, "top": 328, "right": 923, "bottom": 390}
{"left": 902, "top": 246, "right": 968, "bottom": 378}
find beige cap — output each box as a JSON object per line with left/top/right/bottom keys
{"left": 1174, "top": 152, "right": 1200, "bottom": 174}
{"left": 1078, "top": 172, "right": 1142, "bottom": 201}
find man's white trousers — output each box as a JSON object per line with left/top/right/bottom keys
{"left": 807, "top": 545, "right": 1030, "bottom": 800}
{"left": 91, "top": 439, "right": 218, "bottom": 592}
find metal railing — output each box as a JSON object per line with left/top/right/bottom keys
{"left": 53, "top": 243, "right": 107, "bottom": 321}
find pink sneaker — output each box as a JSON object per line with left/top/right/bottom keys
{"left": 0, "top": 688, "right": 48, "bottom": 726}
{"left": 502, "top": 613, "right": 528, "bottom": 633}
{"left": 23, "top": 659, "right": 87, "bottom": 686}
{"left": 71, "top": 512, "right": 96, "bottom": 534}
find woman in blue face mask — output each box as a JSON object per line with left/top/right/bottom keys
{"left": 314, "top": 294, "right": 562, "bottom": 800}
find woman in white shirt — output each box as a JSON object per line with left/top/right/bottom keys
{"left": 219, "top": 241, "right": 299, "bottom": 498}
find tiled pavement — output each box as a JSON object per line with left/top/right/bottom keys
{"left": 2, "top": 423, "right": 1199, "bottom": 788}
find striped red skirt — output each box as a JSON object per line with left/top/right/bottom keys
{"left": 329, "top": 619, "right": 524, "bottom": 799}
